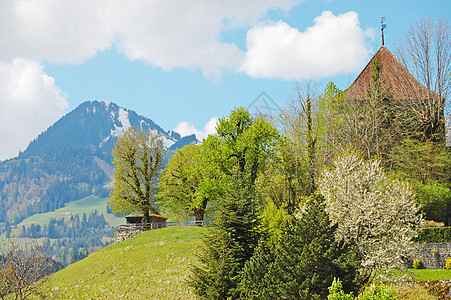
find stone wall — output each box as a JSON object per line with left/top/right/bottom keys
{"left": 115, "top": 229, "right": 143, "bottom": 243}
{"left": 417, "top": 242, "right": 451, "bottom": 268}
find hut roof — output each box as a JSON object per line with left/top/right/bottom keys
{"left": 344, "top": 46, "right": 434, "bottom": 100}
{"left": 125, "top": 213, "right": 167, "bottom": 220}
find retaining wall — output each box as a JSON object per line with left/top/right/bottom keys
{"left": 417, "top": 242, "right": 451, "bottom": 268}
{"left": 115, "top": 229, "right": 143, "bottom": 243}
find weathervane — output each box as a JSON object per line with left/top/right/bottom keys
{"left": 381, "top": 17, "right": 387, "bottom": 46}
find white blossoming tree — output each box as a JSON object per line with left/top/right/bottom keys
{"left": 317, "top": 149, "right": 422, "bottom": 277}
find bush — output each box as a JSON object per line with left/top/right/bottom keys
{"left": 413, "top": 259, "right": 423, "bottom": 269}
{"left": 415, "top": 227, "right": 451, "bottom": 242}
{"left": 358, "top": 284, "right": 399, "bottom": 300}
{"left": 328, "top": 279, "right": 401, "bottom": 300}
{"left": 415, "top": 182, "right": 451, "bottom": 222}
{"left": 446, "top": 258, "right": 451, "bottom": 269}
{"left": 328, "top": 278, "right": 355, "bottom": 300}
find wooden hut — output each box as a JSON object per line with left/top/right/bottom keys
{"left": 125, "top": 213, "right": 167, "bottom": 227}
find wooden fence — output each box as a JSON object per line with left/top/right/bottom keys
{"left": 117, "top": 220, "right": 212, "bottom": 231}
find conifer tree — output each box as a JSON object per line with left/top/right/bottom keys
{"left": 240, "top": 194, "right": 363, "bottom": 300}
{"left": 191, "top": 173, "right": 260, "bottom": 299}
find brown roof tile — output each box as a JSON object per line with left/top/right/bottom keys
{"left": 345, "top": 46, "right": 434, "bottom": 100}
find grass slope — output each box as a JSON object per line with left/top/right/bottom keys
{"left": 44, "top": 226, "right": 207, "bottom": 299}
{"left": 18, "top": 195, "right": 124, "bottom": 227}
{"left": 410, "top": 268, "right": 451, "bottom": 280}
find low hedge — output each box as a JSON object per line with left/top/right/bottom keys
{"left": 415, "top": 227, "right": 451, "bottom": 243}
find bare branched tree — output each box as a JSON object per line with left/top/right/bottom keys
{"left": 278, "top": 80, "right": 323, "bottom": 195}
{"left": 332, "top": 56, "right": 393, "bottom": 160}
{"left": 396, "top": 16, "right": 451, "bottom": 143}
{"left": 0, "top": 239, "right": 53, "bottom": 299}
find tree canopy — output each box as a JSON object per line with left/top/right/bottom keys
{"left": 317, "top": 148, "right": 422, "bottom": 278}
{"left": 109, "top": 127, "right": 164, "bottom": 224}
{"left": 158, "top": 143, "right": 221, "bottom": 221}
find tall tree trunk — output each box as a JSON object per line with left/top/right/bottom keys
{"left": 142, "top": 209, "right": 150, "bottom": 227}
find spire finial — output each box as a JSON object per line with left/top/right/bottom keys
{"left": 381, "top": 17, "right": 387, "bottom": 46}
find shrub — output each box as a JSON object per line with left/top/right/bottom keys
{"left": 328, "top": 278, "right": 355, "bottom": 300}
{"left": 412, "top": 259, "right": 423, "bottom": 269}
{"left": 328, "top": 279, "right": 401, "bottom": 300}
{"left": 358, "top": 284, "right": 400, "bottom": 300}
{"left": 414, "top": 182, "right": 451, "bottom": 222}
{"left": 446, "top": 258, "right": 451, "bottom": 269}
{"left": 416, "top": 227, "right": 451, "bottom": 242}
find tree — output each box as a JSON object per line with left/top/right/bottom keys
{"left": 213, "top": 108, "right": 280, "bottom": 187}
{"left": 389, "top": 138, "right": 451, "bottom": 221}
{"left": 158, "top": 143, "right": 222, "bottom": 221}
{"left": 396, "top": 16, "right": 451, "bottom": 144}
{"left": 191, "top": 108, "right": 279, "bottom": 299}
{"left": 256, "top": 138, "right": 310, "bottom": 214}
{"left": 239, "top": 194, "right": 364, "bottom": 299}
{"left": 109, "top": 127, "right": 165, "bottom": 224}
{"left": 0, "top": 240, "right": 54, "bottom": 299}
{"left": 190, "top": 174, "right": 261, "bottom": 299}
{"left": 317, "top": 149, "right": 422, "bottom": 278}
{"left": 278, "top": 81, "right": 326, "bottom": 195}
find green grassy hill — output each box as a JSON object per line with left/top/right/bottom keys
{"left": 18, "top": 195, "right": 124, "bottom": 228}
{"left": 44, "top": 226, "right": 207, "bottom": 299}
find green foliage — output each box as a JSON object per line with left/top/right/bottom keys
{"left": 191, "top": 175, "right": 261, "bottom": 299}
{"left": 414, "top": 181, "right": 451, "bottom": 221}
{"left": 158, "top": 143, "right": 222, "bottom": 221}
{"left": 357, "top": 284, "right": 400, "bottom": 300}
{"left": 239, "top": 194, "right": 364, "bottom": 300}
{"left": 190, "top": 108, "right": 282, "bottom": 299}
{"left": 416, "top": 227, "right": 451, "bottom": 242}
{"left": 259, "top": 199, "right": 288, "bottom": 244}
{"left": 328, "top": 279, "right": 400, "bottom": 300}
{"left": 214, "top": 107, "right": 280, "bottom": 186}
{"left": 110, "top": 127, "right": 165, "bottom": 222}
{"left": 256, "top": 138, "right": 311, "bottom": 214}
{"left": 412, "top": 259, "right": 423, "bottom": 269}
{"left": 328, "top": 278, "right": 355, "bottom": 300}
{"left": 389, "top": 139, "right": 451, "bottom": 185}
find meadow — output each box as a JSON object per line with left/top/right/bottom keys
{"left": 43, "top": 226, "right": 207, "bottom": 299}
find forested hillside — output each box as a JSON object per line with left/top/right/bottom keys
{"left": 0, "top": 101, "right": 197, "bottom": 265}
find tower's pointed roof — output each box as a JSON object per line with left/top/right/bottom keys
{"left": 345, "top": 46, "right": 433, "bottom": 100}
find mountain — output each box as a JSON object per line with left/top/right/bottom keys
{"left": 0, "top": 100, "right": 197, "bottom": 230}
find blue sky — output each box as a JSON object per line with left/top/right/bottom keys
{"left": 0, "top": 0, "right": 449, "bottom": 160}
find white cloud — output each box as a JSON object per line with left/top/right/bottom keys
{"left": 0, "top": 0, "right": 301, "bottom": 74}
{"left": 109, "top": 0, "right": 302, "bottom": 77}
{"left": 174, "top": 117, "right": 218, "bottom": 141}
{"left": 0, "top": 0, "right": 113, "bottom": 64}
{"left": 0, "top": 59, "right": 68, "bottom": 160}
{"left": 241, "top": 11, "right": 372, "bottom": 80}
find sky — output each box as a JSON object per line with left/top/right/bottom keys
{"left": 0, "top": 0, "right": 449, "bottom": 161}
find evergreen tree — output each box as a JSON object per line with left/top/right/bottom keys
{"left": 191, "top": 173, "right": 261, "bottom": 299}
{"left": 240, "top": 194, "right": 364, "bottom": 300}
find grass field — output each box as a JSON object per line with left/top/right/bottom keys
{"left": 409, "top": 268, "right": 451, "bottom": 280}
{"left": 43, "top": 226, "right": 208, "bottom": 299}
{"left": 18, "top": 195, "right": 124, "bottom": 227}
